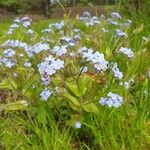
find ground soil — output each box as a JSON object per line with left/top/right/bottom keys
{"left": 51, "top": 5, "right": 112, "bottom": 18}
{"left": 0, "top": 6, "right": 114, "bottom": 21}
{"left": 0, "top": 9, "right": 15, "bottom": 21}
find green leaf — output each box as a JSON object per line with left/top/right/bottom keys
{"left": 133, "top": 24, "right": 144, "bottom": 34}
{"left": 82, "top": 102, "right": 99, "bottom": 114}
{"left": 66, "top": 82, "right": 80, "bottom": 97}
{"left": 0, "top": 100, "right": 28, "bottom": 112}
{"left": 0, "top": 78, "right": 17, "bottom": 90}
{"left": 79, "top": 74, "right": 93, "bottom": 95}
{"left": 106, "top": 47, "right": 112, "bottom": 58}
{"left": 62, "top": 91, "right": 80, "bottom": 111}
{"left": 37, "top": 106, "right": 47, "bottom": 124}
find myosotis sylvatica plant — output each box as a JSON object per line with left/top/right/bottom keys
{"left": 0, "top": 11, "right": 150, "bottom": 149}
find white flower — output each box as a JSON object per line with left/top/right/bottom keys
{"left": 107, "top": 18, "right": 118, "bottom": 25}
{"left": 38, "top": 56, "right": 64, "bottom": 85}
{"left": 74, "top": 121, "right": 81, "bottom": 129}
{"left": 80, "top": 66, "right": 88, "bottom": 73}
{"left": 21, "top": 16, "right": 31, "bottom": 22}
{"left": 60, "top": 37, "right": 75, "bottom": 47}
{"left": 50, "top": 59, "right": 64, "bottom": 70}
{"left": 79, "top": 11, "right": 91, "bottom": 20}
{"left": 99, "top": 97, "right": 108, "bottom": 106}
{"left": 10, "top": 23, "right": 19, "bottom": 29}
{"left": 81, "top": 11, "right": 91, "bottom": 18}
{"left": 79, "top": 47, "right": 108, "bottom": 72}
{"left": 38, "top": 61, "right": 56, "bottom": 76}
{"left": 33, "top": 43, "right": 49, "bottom": 54}
{"left": 40, "top": 88, "right": 52, "bottom": 101}
{"left": 119, "top": 79, "right": 134, "bottom": 89}
{"left": 52, "top": 45, "right": 67, "bottom": 56}
{"left": 74, "top": 34, "right": 81, "bottom": 41}
{"left": 112, "top": 63, "right": 123, "bottom": 80}
{"left": 100, "top": 14, "right": 106, "bottom": 19}
{"left": 41, "top": 74, "right": 50, "bottom": 86}
{"left": 82, "top": 49, "right": 93, "bottom": 60}
{"left": 54, "top": 21, "right": 64, "bottom": 30}
{"left": 94, "top": 62, "right": 108, "bottom": 71}
{"left": 14, "top": 17, "right": 21, "bottom": 23}
{"left": 78, "top": 46, "right": 88, "bottom": 54}
{"left": 118, "top": 47, "right": 134, "bottom": 58}
{"left": 27, "top": 29, "right": 34, "bottom": 34}
{"left": 6, "top": 29, "right": 14, "bottom": 35}
{"left": 42, "top": 28, "right": 52, "bottom": 33}
{"left": 5, "top": 60, "right": 16, "bottom": 68}
{"left": 55, "top": 86, "right": 59, "bottom": 93}
{"left": 23, "top": 21, "right": 31, "bottom": 28}
{"left": 91, "top": 52, "right": 108, "bottom": 71}
{"left": 2, "top": 40, "right": 33, "bottom": 57}
{"left": 24, "top": 62, "right": 32, "bottom": 67}
{"left": 0, "top": 49, "right": 16, "bottom": 68}
{"left": 3, "top": 49, "right": 15, "bottom": 57}
{"left": 99, "top": 92, "right": 123, "bottom": 108}
{"left": 73, "top": 28, "right": 80, "bottom": 33}
{"left": 110, "top": 12, "right": 122, "bottom": 19}
{"left": 115, "top": 29, "right": 127, "bottom": 37}
{"left": 70, "top": 52, "right": 75, "bottom": 57}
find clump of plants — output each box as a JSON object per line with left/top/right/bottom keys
{"left": 0, "top": 11, "right": 150, "bottom": 149}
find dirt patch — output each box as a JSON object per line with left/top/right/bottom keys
{"left": 0, "top": 9, "right": 46, "bottom": 21}
{"left": 0, "top": 9, "right": 15, "bottom": 21}
{"left": 0, "top": 6, "right": 115, "bottom": 21}
{"left": 51, "top": 6, "right": 114, "bottom": 18}
{"left": 17, "top": 14, "right": 46, "bottom": 21}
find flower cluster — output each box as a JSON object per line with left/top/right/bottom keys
{"left": 99, "top": 92, "right": 123, "bottom": 108}
{"left": 60, "top": 36, "right": 76, "bottom": 47}
{"left": 0, "top": 49, "right": 16, "bottom": 68}
{"left": 119, "top": 79, "right": 134, "bottom": 89}
{"left": 110, "top": 12, "right": 122, "bottom": 19}
{"left": 106, "top": 18, "right": 119, "bottom": 26}
{"left": 1, "top": 12, "right": 136, "bottom": 108}
{"left": 53, "top": 21, "right": 65, "bottom": 30}
{"left": 32, "top": 42, "right": 49, "bottom": 54}
{"left": 2, "top": 40, "right": 49, "bottom": 57}
{"left": 79, "top": 47, "right": 108, "bottom": 72}
{"left": 112, "top": 63, "right": 123, "bottom": 80}
{"left": 79, "top": 12, "right": 100, "bottom": 26}
{"left": 38, "top": 55, "right": 64, "bottom": 85}
{"left": 118, "top": 47, "right": 134, "bottom": 59}
{"left": 21, "top": 16, "right": 32, "bottom": 28}
{"left": 42, "top": 21, "right": 65, "bottom": 34}
{"left": 2, "top": 39, "right": 32, "bottom": 57}
{"left": 52, "top": 45, "right": 67, "bottom": 56}
{"left": 7, "top": 17, "right": 32, "bottom": 35}
{"left": 115, "top": 29, "right": 127, "bottom": 37}
{"left": 40, "top": 88, "right": 52, "bottom": 101}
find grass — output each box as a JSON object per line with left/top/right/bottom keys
{"left": 0, "top": 11, "right": 150, "bottom": 150}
